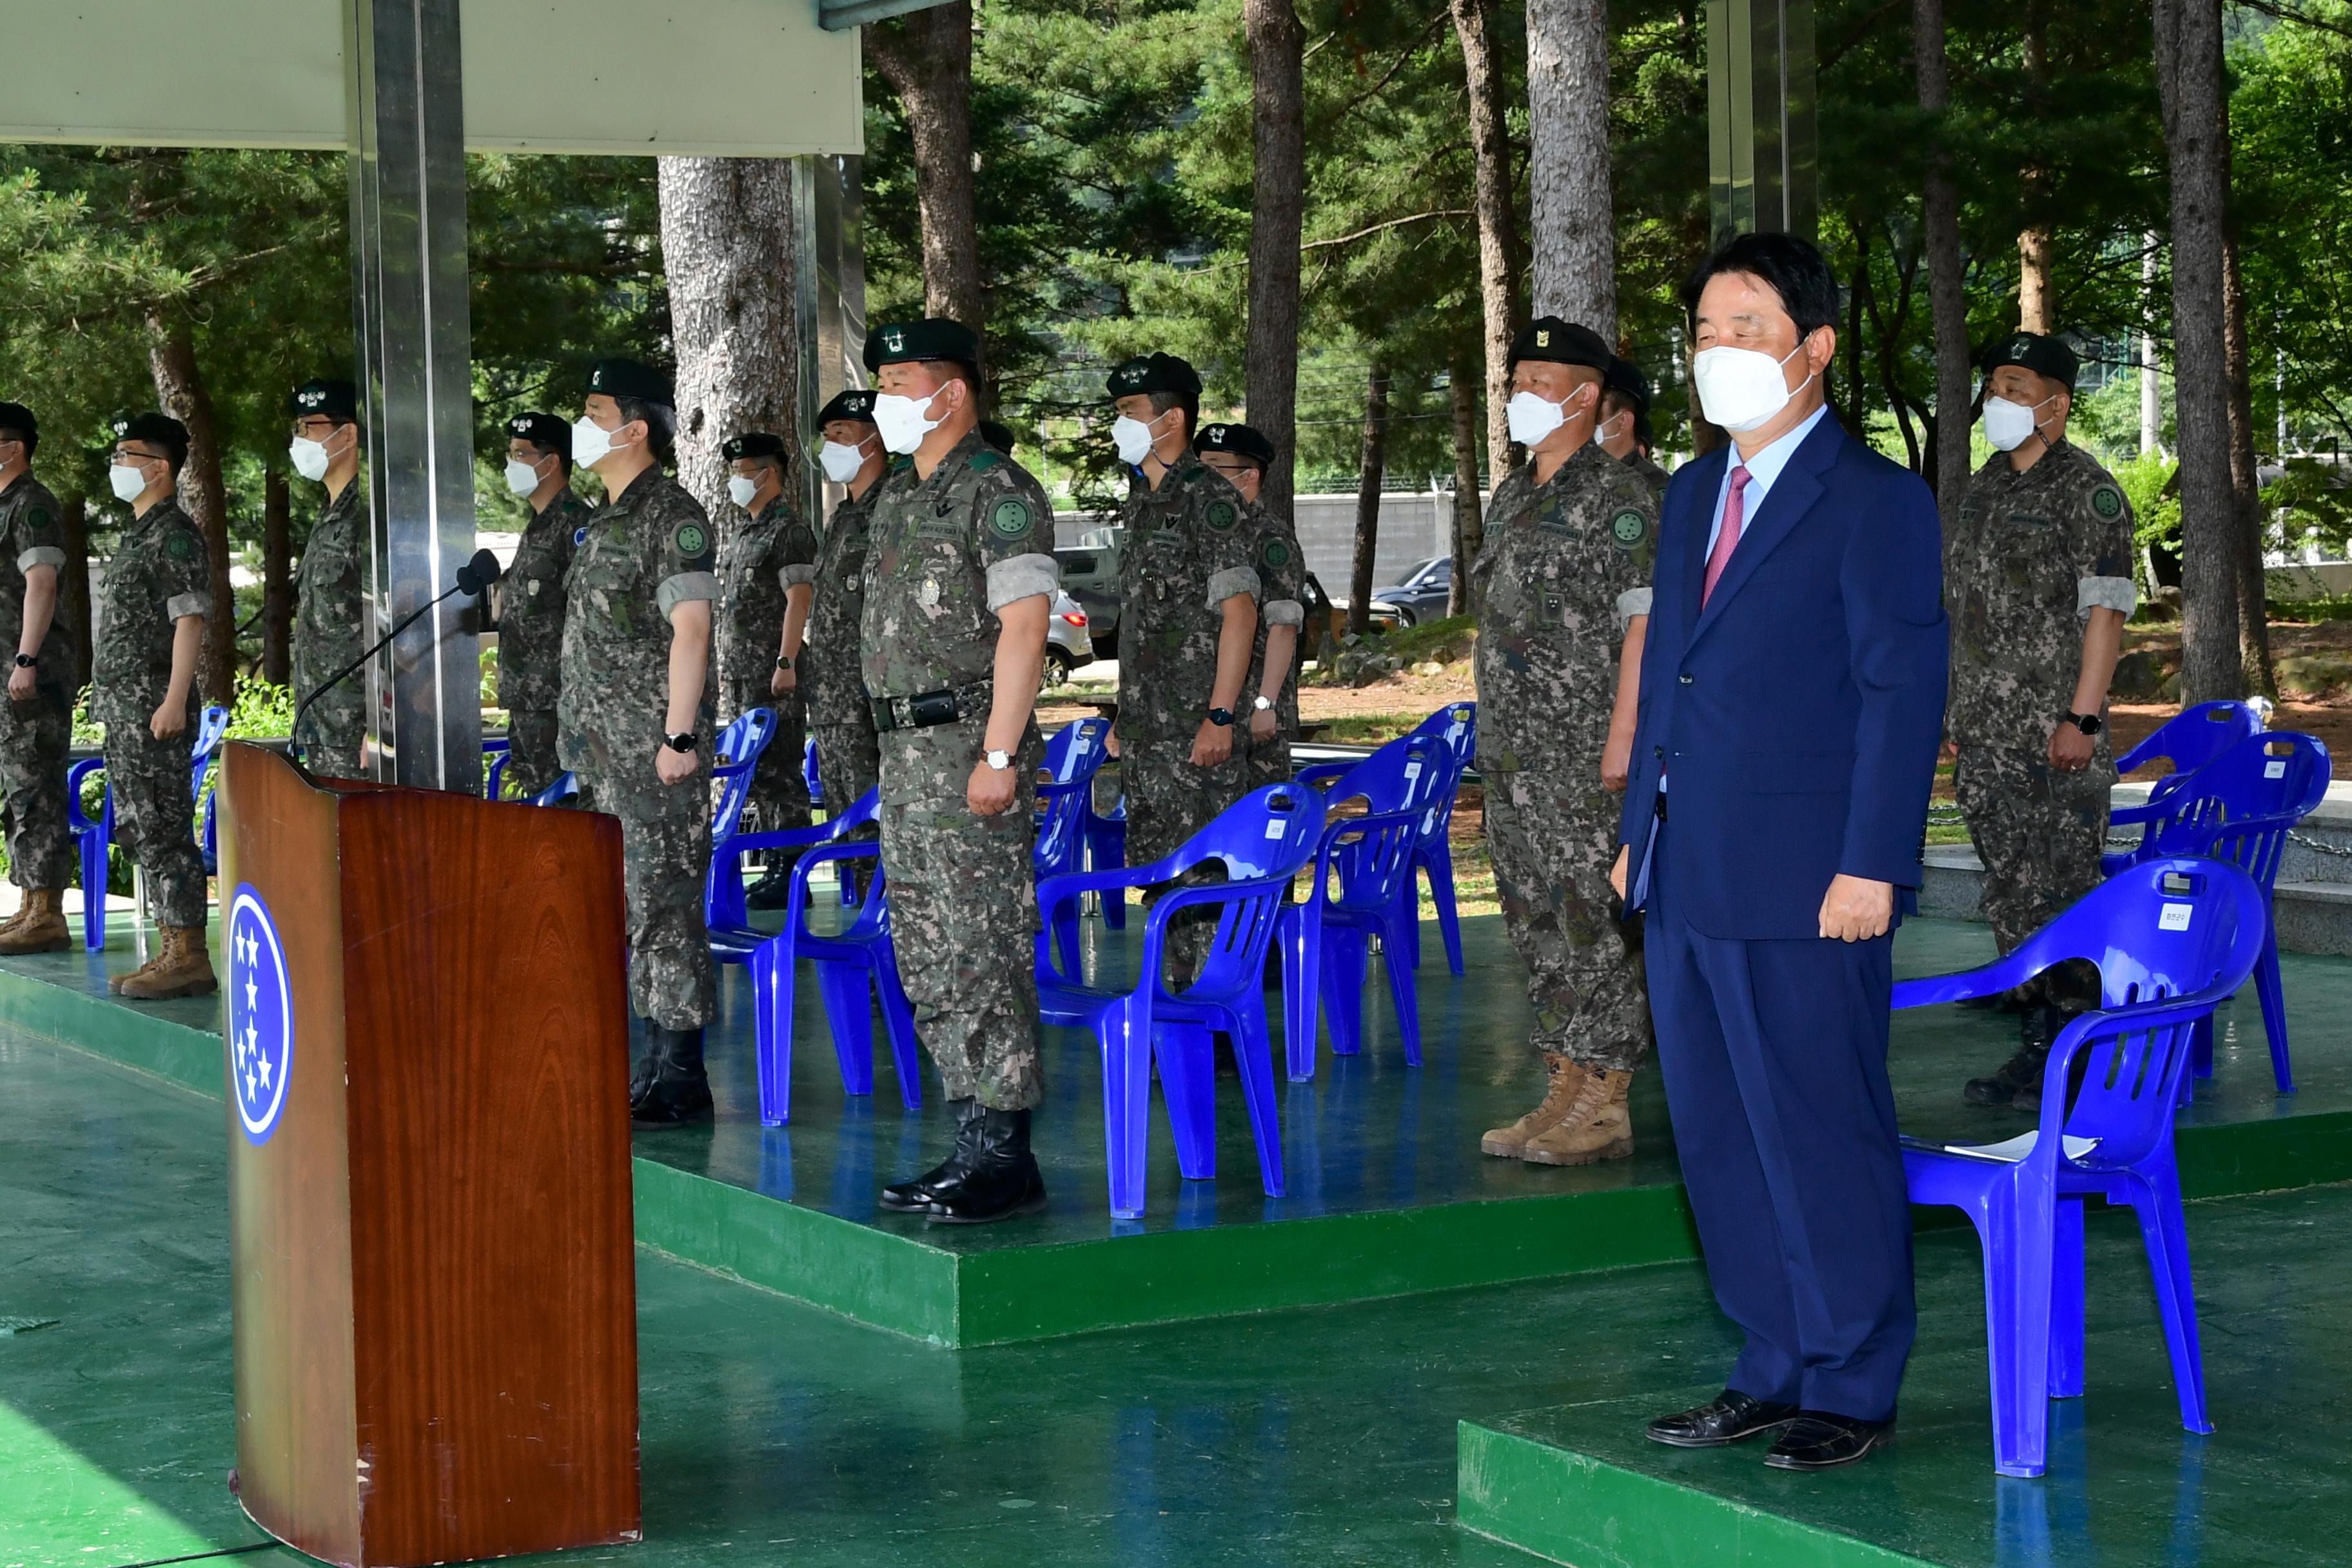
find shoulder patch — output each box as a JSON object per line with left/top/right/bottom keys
{"left": 166, "top": 531, "right": 196, "bottom": 562}
{"left": 1609, "top": 508, "right": 1649, "bottom": 547}
{"left": 674, "top": 522, "right": 709, "bottom": 557}
{"left": 1205, "top": 499, "right": 1239, "bottom": 531}
{"left": 2090, "top": 484, "right": 2125, "bottom": 520}
{"left": 573, "top": 524, "right": 589, "bottom": 547}
{"left": 968, "top": 449, "right": 1003, "bottom": 472}
{"left": 990, "top": 497, "right": 1034, "bottom": 539}
{"left": 1260, "top": 536, "right": 1293, "bottom": 569}
{"left": 27, "top": 507, "right": 52, "bottom": 531}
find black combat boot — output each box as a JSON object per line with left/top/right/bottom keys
{"left": 879, "top": 1098, "right": 985, "bottom": 1212}
{"left": 743, "top": 861, "right": 796, "bottom": 912}
{"left": 630, "top": 1024, "right": 713, "bottom": 1128}
{"left": 1964, "top": 1005, "right": 2055, "bottom": 1110}
{"left": 926, "top": 1106, "right": 1048, "bottom": 1225}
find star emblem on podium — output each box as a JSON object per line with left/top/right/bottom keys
{"left": 226, "top": 885, "right": 295, "bottom": 1147}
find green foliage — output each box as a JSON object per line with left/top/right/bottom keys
{"left": 2115, "top": 449, "right": 2182, "bottom": 556}
{"left": 222, "top": 679, "right": 295, "bottom": 741}
{"left": 2264, "top": 457, "right": 2352, "bottom": 556}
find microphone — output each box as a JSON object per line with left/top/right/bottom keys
{"left": 290, "top": 549, "right": 506, "bottom": 772}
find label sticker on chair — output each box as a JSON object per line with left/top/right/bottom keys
{"left": 1405, "top": 763, "right": 1422, "bottom": 779}
{"left": 2160, "top": 903, "right": 2193, "bottom": 931}
{"left": 2266, "top": 760, "right": 2287, "bottom": 778}
{"left": 1265, "top": 819, "right": 1287, "bottom": 839}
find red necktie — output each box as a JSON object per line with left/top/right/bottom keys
{"left": 1703, "top": 464, "right": 1752, "bottom": 605}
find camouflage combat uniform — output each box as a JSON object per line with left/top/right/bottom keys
{"left": 1242, "top": 504, "right": 1309, "bottom": 790}
{"left": 291, "top": 478, "right": 369, "bottom": 778}
{"left": 0, "top": 472, "right": 77, "bottom": 892}
{"left": 1623, "top": 449, "right": 1672, "bottom": 504}
{"left": 558, "top": 472, "right": 721, "bottom": 1031}
{"left": 1471, "top": 442, "right": 1658, "bottom": 1072}
{"left": 861, "top": 429, "right": 1059, "bottom": 1112}
{"left": 718, "top": 493, "right": 820, "bottom": 829}
{"left": 1947, "top": 442, "right": 2139, "bottom": 1010}
{"left": 92, "top": 500, "right": 211, "bottom": 928}
{"left": 497, "top": 488, "right": 589, "bottom": 799}
{"left": 804, "top": 481, "right": 883, "bottom": 815}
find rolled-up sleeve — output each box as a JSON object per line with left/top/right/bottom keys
{"left": 166, "top": 592, "right": 210, "bottom": 622}
{"left": 986, "top": 551, "right": 1059, "bottom": 612}
{"left": 1614, "top": 585, "right": 1653, "bottom": 633}
{"left": 657, "top": 570, "right": 720, "bottom": 618}
{"left": 781, "top": 563, "right": 818, "bottom": 588}
{"left": 1207, "top": 565, "right": 1262, "bottom": 608}
{"left": 2078, "top": 575, "right": 2138, "bottom": 617}
{"left": 1262, "top": 597, "right": 1305, "bottom": 627}
{"left": 17, "top": 545, "right": 65, "bottom": 573}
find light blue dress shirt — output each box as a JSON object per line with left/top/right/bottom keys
{"left": 1703, "top": 402, "right": 1832, "bottom": 558}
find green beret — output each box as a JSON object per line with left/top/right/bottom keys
{"left": 1983, "top": 331, "right": 2079, "bottom": 391}
{"left": 112, "top": 411, "right": 189, "bottom": 449}
{"left": 1602, "top": 357, "right": 1652, "bottom": 412}
{"left": 864, "top": 318, "right": 980, "bottom": 373}
{"left": 0, "top": 401, "right": 37, "bottom": 441}
{"left": 288, "top": 378, "right": 358, "bottom": 420}
{"left": 505, "top": 411, "right": 569, "bottom": 456}
{"left": 816, "top": 389, "right": 879, "bottom": 427}
{"left": 978, "top": 420, "right": 1017, "bottom": 456}
{"left": 721, "top": 431, "right": 789, "bottom": 464}
{"left": 1106, "top": 353, "right": 1201, "bottom": 401}
{"left": 1193, "top": 421, "right": 1275, "bottom": 469}
{"left": 588, "top": 358, "right": 672, "bottom": 407}
{"left": 1507, "top": 317, "right": 1613, "bottom": 374}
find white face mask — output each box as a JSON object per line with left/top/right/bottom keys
{"left": 504, "top": 457, "right": 542, "bottom": 496}
{"left": 109, "top": 461, "right": 151, "bottom": 504}
{"left": 1691, "top": 340, "right": 1814, "bottom": 433}
{"left": 1505, "top": 390, "right": 1568, "bottom": 448}
{"left": 1111, "top": 412, "right": 1162, "bottom": 467}
{"left": 872, "top": 389, "right": 945, "bottom": 456}
{"left": 727, "top": 475, "right": 761, "bottom": 508}
{"left": 1594, "top": 410, "right": 1628, "bottom": 449}
{"left": 289, "top": 435, "right": 331, "bottom": 482}
{"left": 571, "top": 415, "right": 622, "bottom": 470}
{"left": 1981, "top": 394, "right": 2053, "bottom": 453}
{"left": 818, "top": 438, "right": 869, "bottom": 485}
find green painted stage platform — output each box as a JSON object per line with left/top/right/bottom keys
{"left": 6, "top": 908, "right": 2352, "bottom": 1352}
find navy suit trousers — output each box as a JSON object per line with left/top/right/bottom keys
{"left": 1646, "top": 825, "right": 1916, "bottom": 1422}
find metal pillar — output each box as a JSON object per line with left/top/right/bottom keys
{"left": 1705, "top": 0, "right": 1818, "bottom": 246}
{"left": 346, "top": 0, "right": 480, "bottom": 791}
{"left": 794, "top": 153, "right": 868, "bottom": 527}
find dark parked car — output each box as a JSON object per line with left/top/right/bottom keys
{"left": 1367, "top": 556, "right": 1453, "bottom": 627}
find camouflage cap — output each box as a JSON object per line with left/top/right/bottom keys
{"left": 863, "top": 317, "right": 980, "bottom": 373}
{"left": 505, "top": 411, "right": 570, "bottom": 456}
{"left": 1507, "top": 317, "right": 1612, "bottom": 375}
{"left": 1105, "top": 352, "right": 1201, "bottom": 402}
{"left": 816, "top": 389, "right": 879, "bottom": 427}
{"left": 1983, "top": 331, "right": 2079, "bottom": 391}
{"left": 587, "top": 358, "right": 673, "bottom": 407}
{"left": 288, "top": 378, "right": 359, "bottom": 420}
{"left": 721, "top": 431, "right": 789, "bottom": 464}
{"left": 1193, "top": 421, "right": 1276, "bottom": 469}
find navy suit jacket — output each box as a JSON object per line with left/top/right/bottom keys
{"left": 1618, "top": 412, "right": 1948, "bottom": 940}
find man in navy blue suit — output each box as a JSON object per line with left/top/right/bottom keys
{"left": 1610, "top": 233, "right": 1948, "bottom": 1471}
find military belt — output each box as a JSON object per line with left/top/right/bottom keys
{"left": 870, "top": 678, "right": 995, "bottom": 733}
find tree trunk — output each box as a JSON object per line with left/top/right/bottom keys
{"left": 145, "top": 313, "right": 237, "bottom": 707}
{"left": 1449, "top": 358, "right": 1484, "bottom": 616}
{"left": 1451, "top": 0, "right": 1524, "bottom": 485}
{"left": 2222, "top": 226, "right": 2273, "bottom": 696}
{"left": 2141, "top": 233, "right": 2164, "bottom": 455}
{"left": 1244, "top": 0, "right": 1307, "bottom": 524}
{"left": 1524, "top": 0, "right": 1616, "bottom": 337}
{"left": 2154, "top": 0, "right": 2242, "bottom": 703}
{"left": 1914, "top": 0, "right": 1972, "bottom": 533}
{"left": 60, "top": 496, "right": 91, "bottom": 692}
{"left": 2016, "top": 2, "right": 2055, "bottom": 333}
{"left": 867, "top": 5, "right": 984, "bottom": 335}
{"left": 262, "top": 467, "right": 292, "bottom": 687}
{"left": 1347, "top": 366, "right": 1392, "bottom": 638}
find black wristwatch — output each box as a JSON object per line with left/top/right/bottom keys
{"left": 12, "top": 654, "right": 33, "bottom": 670}
{"left": 663, "top": 730, "right": 699, "bottom": 753}
{"left": 1207, "top": 707, "right": 1235, "bottom": 728}
{"left": 2063, "top": 710, "right": 2102, "bottom": 736}
{"left": 776, "top": 651, "right": 797, "bottom": 671}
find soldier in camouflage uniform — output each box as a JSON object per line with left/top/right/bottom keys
{"left": 805, "top": 390, "right": 887, "bottom": 820}
{"left": 1193, "top": 421, "right": 1307, "bottom": 788}
{"left": 556, "top": 360, "right": 723, "bottom": 1128}
{"left": 93, "top": 415, "right": 217, "bottom": 1000}
{"left": 860, "top": 318, "right": 1061, "bottom": 1225}
{"left": 1106, "top": 355, "right": 1262, "bottom": 981}
{"left": 1474, "top": 319, "right": 1660, "bottom": 1167}
{"left": 495, "top": 412, "right": 589, "bottom": 799}
{"left": 1947, "top": 331, "right": 2139, "bottom": 1112}
{"left": 288, "top": 380, "right": 370, "bottom": 779}
{"left": 0, "top": 401, "right": 80, "bottom": 956}
{"left": 717, "top": 433, "right": 820, "bottom": 905}
{"left": 1600, "top": 356, "right": 1672, "bottom": 502}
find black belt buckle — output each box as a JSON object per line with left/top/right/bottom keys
{"left": 906, "top": 689, "right": 961, "bottom": 727}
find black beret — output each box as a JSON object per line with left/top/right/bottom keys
{"left": 288, "top": 378, "right": 359, "bottom": 420}
{"left": 864, "top": 318, "right": 980, "bottom": 373}
{"left": 0, "top": 401, "right": 35, "bottom": 440}
{"left": 721, "top": 431, "right": 789, "bottom": 464}
{"left": 816, "top": 389, "right": 879, "bottom": 427}
{"left": 1983, "top": 331, "right": 2079, "bottom": 392}
{"left": 505, "top": 411, "right": 569, "bottom": 456}
{"left": 1106, "top": 353, "right": 1201, "bottom": 401}
{"left": 1193, "top": 421, "right": 1276, "bottom": 468}
{"left": 587, "top": 358, "right": 673, "bottom": 407}
{"left": 1602, "top": 356, "right": 1652, "bottom": 412}
{"left": 977, "top": 420, "right": 1017, "bottom": 456}
{"left": 112, "top": 411, "right": 190, "bottom": 449}
{"left": 1507, "top": 317, "right": 1613, "bottom": 374}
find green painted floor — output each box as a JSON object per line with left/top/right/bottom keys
{"left": 7, "top": 1023, "right": 2351, "bottom": 1568}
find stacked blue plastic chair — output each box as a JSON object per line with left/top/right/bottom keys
{"left": 2106, "top": 729, "right": 2329, "bottom": 1094}
{"left": 1275, "top": 732, "right": 1447, "bottom": 1081}
{"left": 698, "top": 707, "right": 784, "bottom": 963}
{"left": 746, "top": 789, "right": 921, "bottom": 1126}
{"left": 1895, "top": 856, "right": 2268, "bottom": 1477}
{"left": 1034, "top": 716, "right": 1113, "bottom": 971}
{"left": 70, "top": 703, "right": 231, "bottom": 952}
{"left": 1086, "top": 792, "right": 1128, "bottom": 931}
{"left": 803, "top": 734, "right": 823, "bottom": 812}
{"left": 1293, "top": 703, "right": 1477, "bottom": 974}
{"left": 2102, "top": 699, "right": 2264, "bottom": 874}
{"left": 480, "top": 734, "right": 514, "bottom": 799}
{"left": 1035, "top": 782, "right": 1326, "bottom": 1219}
{"left": 528, "top": 772, "right": 578, "bottom": 807}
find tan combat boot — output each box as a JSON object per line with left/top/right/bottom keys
{"left": 119, "top": 925, "right": 218, "bottom": 1000}
{"left": 0, "top": 888, "right": 72, "bottom": 955}
{"left": 1522, "top": 1068, "right": 1634, "bottom": 1165}
{"left": 1481, "top": 1053, "right": 1587, "bottom": 1158}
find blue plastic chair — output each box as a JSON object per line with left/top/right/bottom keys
{"left": 480, "top": 734, "right": 514, "bottom": 799}
{"left": 1087, "top": 792, "right": 1128, "bottom": 930}
{"left": 746, "top": 789, "right": 921, "bottom": 1126}
{"left": 1035, "top": 718, "right": 1113, "bottom": 971}
{"left": 528, "top": 771, "right": 577, "bottom": 807}
{"left": 1035, "top": 782, "right": 1327, "bottom": 1218}
{"left": 2102, "top": 700, "right": 2265, "bottom": 874}
{"left": 2107, "top": 730, "right": 2329, "bottom": 1093}
{"left": 70, "top": 704, "right": 230, "bottom": 951}
{"left": 1275, "top": 734, "right": 1447, "bottom": 1081}
{"left": 803, "top": 734, "right": 823, "bottom": 812}
{"left": 700, "top": 708, "right": 783, "bottom": 963}
{"left": 1895, "top": 856, "right": 2268, "bottom": 1478}
{"left": 1293, "top": 704, "right": 1477, "bottom": 974}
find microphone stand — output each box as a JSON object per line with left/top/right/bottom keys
{"left": 289, "top": 578, "right": 481, "bottom": 771}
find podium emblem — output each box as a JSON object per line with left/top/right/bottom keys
{"left": 228, "top": 884, "right": 295, "bottom": 1146}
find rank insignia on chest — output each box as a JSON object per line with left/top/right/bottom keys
{"left": 918, "top": 578, "right": 941, "bottom": 608}
{"left": 845, "top": 575, "right": 861, "bottom": 594}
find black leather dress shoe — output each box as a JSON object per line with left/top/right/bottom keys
{"left": 881, "top": 1099, "right": 983, "bottom": 1212}
{"left": 1646, "top": 1391, "right": 1802, "bottom": 1449}
{"left": 1763, "top": 1413, "right": 1892, "bottom": 1471}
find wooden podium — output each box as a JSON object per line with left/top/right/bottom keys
{"left": 219, "top": 743, "right": 642, "bottom": 1567}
